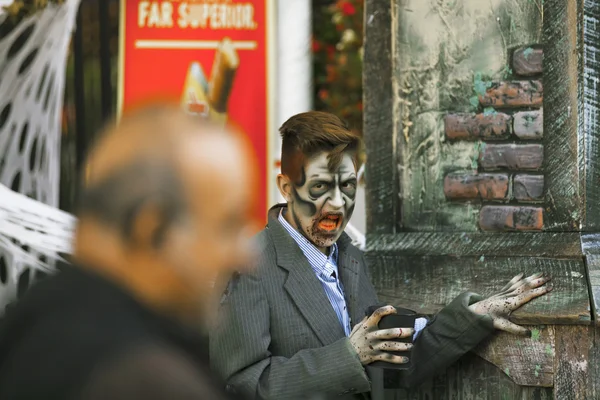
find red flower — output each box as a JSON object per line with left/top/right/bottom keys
{"left": 312, "top": 38, "right": 321, "bottom": 53}
{"left": 341, "top": 2, "right": 356, "bottom": 16}
{"left": 318, "top": 89, "right": 330, "bottom": 100}
{"left": 326, "top": 45, "right": 336, "bottom": 60}
{"left": 326, "top": 65, "right": 337, "bottom": 82}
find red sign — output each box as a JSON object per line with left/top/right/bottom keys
{"left": 118, "top": 0, "right": 274, "bottom": 222}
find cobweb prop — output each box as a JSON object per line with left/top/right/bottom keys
{"left": 0, "top": 183, "right": 75, "bottom": 267}
{"left": 0, "top": 0, "right": 80, "bottom": 310}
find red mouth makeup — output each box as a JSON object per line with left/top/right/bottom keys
{"left": 317, "top": 214, "right": 343, "bottom": 232}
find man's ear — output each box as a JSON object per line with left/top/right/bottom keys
{"left": 276, "top": 174, "right": 293, "bottom": 203}
{"left": 128, "top": 201, "right": 168, "bottom": 250}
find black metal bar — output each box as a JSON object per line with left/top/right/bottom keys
{"left": 73, "top": 7, "right": 86, "bottom": 172}
{"left": 98, "top": 0, "right": 113, "bottom": 121}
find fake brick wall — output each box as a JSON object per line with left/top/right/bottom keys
{"left": 443, "top": 46, "right": 544, "bottom": 232}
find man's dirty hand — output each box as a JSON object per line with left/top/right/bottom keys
{"left": 348, "top": 305, "right": 413, "bottom": 365}
{"left": 469, "top": 272, "right": 552, "bottom": 336}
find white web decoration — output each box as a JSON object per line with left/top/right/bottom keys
{"left": 0, "top": 182, "right": 75, "bottom": 265}
{"left": 0, "top": 0, "right": 80, "bottom": 310}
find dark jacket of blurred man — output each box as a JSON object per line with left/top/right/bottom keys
{"left": 210, "top": 111, "right": 551, "bottom": 399}
{"left": 0, "top": 106, "right": 257, "bottom": 400}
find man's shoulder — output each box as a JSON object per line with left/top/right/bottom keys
{"left": 247, "top": 227, "right": 279, "bottom": 276}
{"left": 338, "top": 233, "right": 366, "bottom": 260}
{"left": 251, "top": 227, "right": 275, "bottom": 258}
{"left": 80, "top": 343, "right": 235, "bottom": 400}
{"left": 252, "top": 227, "right": 272, "bottom": 249}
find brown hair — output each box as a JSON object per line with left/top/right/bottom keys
{"left": 279, "top": 111, "right": 361, "bottom": 183}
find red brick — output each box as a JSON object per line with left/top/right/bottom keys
{"left": 512, "top": 47, "right": 543, "bottom": 76}
{"left": 479, "top": 206, "right": 543, "bottom": 231}
{"left": 513, "top": 109, "right": 543, "bottom": 139}
{"left": 513, "top": 174, "right": 544, "bottom": 201}
{"left": 479, "top": 81, "right": 543, "bottom": 108}
{"left": 444, "top": 173, "right": 509, "bottom": 200}
{"left": 445, "top": 113, "right": 511, "bottom": 140}
{"left": 479, "top": 144, "right": 543, "bottom": 170}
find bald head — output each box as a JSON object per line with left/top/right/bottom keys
{"left": 79, "top": 106, "right": 252, "bottom": 247}
{"left": 75, "top": 105, "right": 257, "bottom": 322}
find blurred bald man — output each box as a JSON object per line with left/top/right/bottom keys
{"left": 0, "top": 105, "right": 257, "bottom": 400}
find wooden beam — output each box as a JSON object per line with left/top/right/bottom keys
{"left": 582, "top": 0, "right": 600, "bottom": 229}
{"left": 581, "top": 233, "right": 600, "bottom": 323}
{"left": 366, "top": 232, "right": 582, "bottom": 257}
{"left": 542, "top": 0, "right": 583, "bottom": 231}
{"left": 398, "top": 351, "right": 553, "bottom": 398}
{"left": 367, "top": 255, "right": 591, "bottom": 325}
{"left": 474, "top": 327, "right": 554, "bottom": 387}
{"left": 363, "top": 0, "right": 396, "bottom": 234}
{"left": 554, "top": 326, "right": 593, "bottom": 399}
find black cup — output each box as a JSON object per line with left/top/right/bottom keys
{"left": 367, "top": 310, "right": 416, "bottom": 370}
{"left": 365, "top": 306, "right": 418, "bottom": 395}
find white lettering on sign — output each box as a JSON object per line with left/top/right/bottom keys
{"left": 138, "top": 1, "right": 174, "bottom": 28}
{"left": 178, "top": 3, "right": 257, "bottom": 30}
{"left": 136, "top": 1, "right": 258, "bottom": 30}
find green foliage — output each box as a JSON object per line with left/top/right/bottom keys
{"left": 313, "top": 0, "right": 364, "bottom": 135}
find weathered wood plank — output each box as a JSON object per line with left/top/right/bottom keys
{"left": 580, "top": 233, "right": 600, "bottom": 323}
{"left": 581, "top": 233, "right": 600, "bottom": 254}
{"left": 553, "top": 326, "right": 600, "bottom": 399}
{"left": 364, "top": 0, "right": 396, "bottom": 234}
{"left": 474, "top": 326, "right": 554, "bottom": 387}
{"left": 589, "top": 326, "right": 600, "bottom": 399}
{"left": 584, "top": 254, "right": 600, "bottom": 323}
{"left": 542, "top": 0, "right": 583, "bottom": 231}
{"left": 554, "top": 326, "right": 593, "bottom": 399}
{"left": 366, "top": 255, "right": 590, "bottom": 324}
{"left": 385, "top": 352, "right": 553, "bottom": 399}
{"left": 582, "top": 0, "right": 600, "bottom": 230}
{"left": 366, "top": 232, "right": 582, "bottom": 257}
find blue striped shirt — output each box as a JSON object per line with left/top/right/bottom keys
{"left": 278, "top": 211, "right": 428, "bottom": 341}
{"left": 279, "top": 211, "right": 352, "bottom": 336}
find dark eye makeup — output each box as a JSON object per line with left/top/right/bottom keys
{"left": 309, "top": 181, "right": 331, "bottom": 198}
{"left": 341, "top": 179, "right": 357, "bottom": 197}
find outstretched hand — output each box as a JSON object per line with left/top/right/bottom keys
{"left": 469, "top": 273, "right": 552, "bottom": 336}
{"left": 348, "top": 306, "right": 414, "bottom": 365}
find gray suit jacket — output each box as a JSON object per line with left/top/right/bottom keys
{"left": 210, "top": 205, "right": 495, "bottom": 400}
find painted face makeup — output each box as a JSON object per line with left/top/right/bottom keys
{"left": 288, "top": 151, "right": 357, "bottom": 250}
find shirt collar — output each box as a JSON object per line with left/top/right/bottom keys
{"left": 278, "top": 209, "right": 339, "bottom": 277}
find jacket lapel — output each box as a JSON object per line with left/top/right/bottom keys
{"left": 336, "top": 235, "right": 363, "bottom": 328}
{"left": 267, "top": 205, "right": 346, "bottom": 346}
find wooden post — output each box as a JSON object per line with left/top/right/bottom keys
{"left": 363, "top": 0, "right": 600, "bottom": 397}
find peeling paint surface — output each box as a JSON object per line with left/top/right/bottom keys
{"left": 393, "top": 0, "right": 542, "bottom": 231}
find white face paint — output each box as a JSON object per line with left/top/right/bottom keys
{"left": 288, "top": 151, "right": 357, "bottom": 249}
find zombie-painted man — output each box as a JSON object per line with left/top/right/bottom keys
{"left": 210, "top": 111, "right": 551, "bottom": 399}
